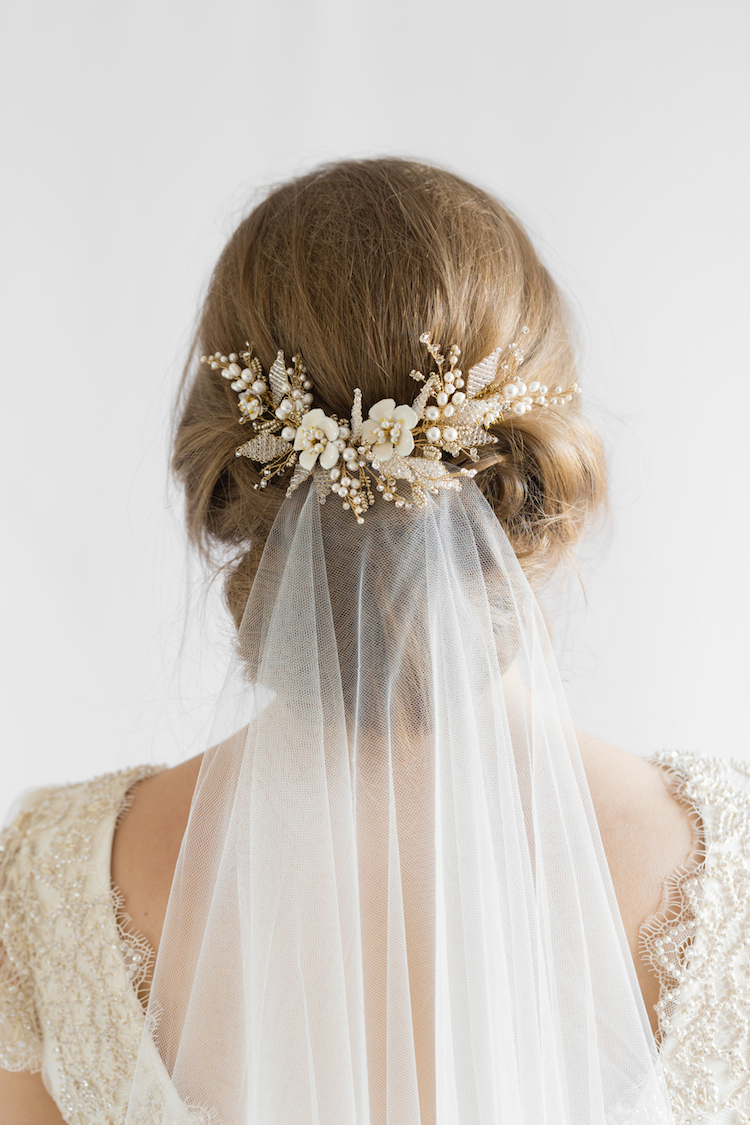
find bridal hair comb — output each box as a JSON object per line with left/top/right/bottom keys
{"left": 201, "top": 330, "right": 580, "bottom": 522}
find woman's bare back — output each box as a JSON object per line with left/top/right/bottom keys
{"left": 111, "top": 735, "right": 695, "bottom": 1033}
{"left": 0, "top": 736, "right": 694, "bottom": 1123}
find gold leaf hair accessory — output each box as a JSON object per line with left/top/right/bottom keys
{"left": 201, "top": 331, "right": 580, "bottom": 523}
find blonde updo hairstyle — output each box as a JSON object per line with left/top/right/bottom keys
{"left": 173, "top": 158, "right": 605, "bottom": 625}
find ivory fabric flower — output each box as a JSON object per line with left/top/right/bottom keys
{"left": 360, "top": 399, "right": 418, "bottom": 462}
{"left": 238, "top": 391, "right": 262, "bottom": 421}
{"left": 293, "top": 409, "right": 340, "bottom": 471}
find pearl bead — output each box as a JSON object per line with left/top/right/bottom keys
{"left": 528, "top": 381, "right": 540, "bottom": 393}
{"left": 425, "top": 406, "right": 440, "bottom": 421}
{"left": 275, "top": 407, "right": 286, "bottom": 419}
{"left": 451, "top": 391, "right": 466, "bottom": 404}
{"left": 343, "top": 447, "right": 357, "bottom": 461}
{"left": 513, "top": 402, "right": 526, "bottom": 414}
{"left": 554, "top": 386, "right": 563, "bottom": 393}
{"left": 334, "top": 438, "right": 346, "bottom": 452}
{"left": 329, "top": 467, "right": 340, "bottom": 480}
{"left": 303, "top": 380, "right": 313, "bottom": 390}
{"left": 302, "top": 393, "right": 313, "bottom": 405}
{"left": 442, "top": 404, "right": 455, "bottom": 417}
{"left": 426, "top": 426, "right": 441, "bottom": 442}
{"left": 338, "top": 425, "right": 351, "bottom": 439}
{"left": 292, "top": 388, "right": 303, "bottom": 399}
{"left": 443, "top": 426, "right": 458, "bottom": 441}
{"left": 516, "top": 382, "right": 527, "bottom": 395}
{"left": 281, "top": 426, "right": 296, "bottom": 441}
{"left": 504, "top": 384, "right": 518, "bottom": 399}
{"left": 341, "top": 476, "right": 351, "bottom": 488}
{"left": 436, "top": 392, "right": 449, "bottom": 406}
{"left": 444, "top": 383, "right": 456, "bottom": 395}
{"left": 454, "top": 377, "right": 465, "bottom": 388}
{"left": 252, "top": 380, "right": 268, "bottom": 394}
{"left": 229, "top": 353, "right": 238, "bottom": 362}
{"left": 539, "top": 384, "right": 548, "bottom": 394}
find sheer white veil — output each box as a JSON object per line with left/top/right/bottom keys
{"left": 124, "top": 473, "right": 673, "bottom": 1124}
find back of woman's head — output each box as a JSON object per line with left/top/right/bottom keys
{"left": 173, "top": 157, "right": 606, "bottom": 623}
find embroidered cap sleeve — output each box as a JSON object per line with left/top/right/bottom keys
{"left": 643, "top": 750, "right": 750, "bottom": 1124}
{"left": 0, "top": 787, "right": 49, "bottom": 1071}
{"left": 0, "top": 766, "right": 162, "bottom": 1125}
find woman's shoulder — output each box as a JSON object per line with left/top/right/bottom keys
{"left": 577, "top": 735, "right": 698, "bottom": 887}
{"left": 1, "top": 763, "right": 163, "bottom": 884}
{"left": 110, "top": 754, "right": 203, "bottom": 956}
{"left": 576, "top": 739, "right": 750, "bottom": 918}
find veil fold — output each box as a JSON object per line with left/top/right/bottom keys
{"left": 124, "top": 477, "right": 673, "bottom": 1124}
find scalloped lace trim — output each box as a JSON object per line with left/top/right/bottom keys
{"left": 638, "top": 753, "right": 707, "bottom": 1048}
{"left": 111, "top": 778, "right": 159, "bottom": 1012}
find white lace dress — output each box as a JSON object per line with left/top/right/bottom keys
{"left": 0, "top": 750, "right": 749, "bottom": 1125}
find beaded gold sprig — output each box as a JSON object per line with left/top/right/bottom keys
{"left": 201, "top": 330, "right": 580, "bottom": 522}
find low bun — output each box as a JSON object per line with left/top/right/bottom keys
{"left": 475, "top": 408, "right": 604, "bottom": 586}
{"left": 172, "top": 158, "right": 606, "bottom": 624}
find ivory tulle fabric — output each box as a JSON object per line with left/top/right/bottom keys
{"left": 124, "top": 477, "right": 674, "bottom": 1124}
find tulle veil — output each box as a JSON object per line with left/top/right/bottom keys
{"left": 123, "top": 473, "right": 674, "bottom": 1124}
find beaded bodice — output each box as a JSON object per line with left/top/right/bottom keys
{"left": 0, "top": 766, "right": 161, "bottom": 1123}
{"left": 1, "top": 752, "right": 750, "bottom": 1124}
{"left": 640, "top": 750, "right": 750, "bottom": 1124}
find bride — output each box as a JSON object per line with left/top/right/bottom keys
{"left": 1, "top": 157, "right": 741, "bottom": 1124}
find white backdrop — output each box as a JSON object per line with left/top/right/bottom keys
{"left": 1, "top": 0, "right": 748, "bottom": 823}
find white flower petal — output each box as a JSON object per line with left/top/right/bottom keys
{"left": 372, "top": 441, "right": 394, "bottom": 463}
{"left": 393, "top": 404, "right": 418, "bottom": 429}
{"left": 299, "top": 449, "right": 318, "bottom": 471}
{"left": 361, "top": 419, "right": 380, "bottom": 444}
{"left": 293, "top": 430, "right": 306, "bottom": 450}
{"left": 301, "top": 408, "right": 327, "bottom": 429}
{"left": 394, "top": 431, "right": 415, "bottom": 458}
{"left": 321, "top": 415, "right": 339, "bottom": 442}
{"left": 369, "top": 398, "right": 396, "bottom": 422}
{"left": 319, "top": 443, "right": 340, "bottom": 470}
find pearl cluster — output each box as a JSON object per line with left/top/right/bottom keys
{"left": 418, "top": 336, "right": 466, "bottom": 446}
{"left": 498, "top": 373, "right": 580, "bottom": 417}
{"left": 329, "top": 460, "right": 370, "bottom": 522}
{"left": 202, "top": 350, "right": 314, "bottom": 427}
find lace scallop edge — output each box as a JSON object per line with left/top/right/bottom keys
{"left": 637, "top": 753, "right": 708, "bottom": 1047}
{"left": 110, "top": 767, "right": 163, "bottom": 1013}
